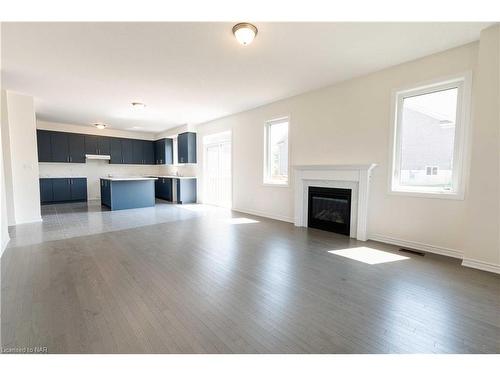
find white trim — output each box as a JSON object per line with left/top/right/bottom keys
{"left": 462, "top": 258, "right": 500, "bottom": 274}
{"left": 368, "top": 233, "right": 463, "bottom": 259}
{"left": 388, "top": 72, "right": 472, "bottom": 200}
{"left": 13, "top": 216, "right": 43, "bottom": 225}
{"left": 232, "top": 207, "right": 294, "bottom": 223}
{"left": 263, "top": 116, "right": 290, "bottom": 186}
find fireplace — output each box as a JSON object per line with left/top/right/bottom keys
{"left": 308, "top": 186, "right": 352, "bottom": 235}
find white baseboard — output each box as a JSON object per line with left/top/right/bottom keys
{"left": 231, "top": 207, "right": 294, "bottom": 223}
{"left": 14, "top": 216, "right": 42, "bottom": 225}
{"left": 368, "top": 233, "right": 464, "bottom": 259}
{"left": 462, "top": 258, "right": 500, "bottom": 274}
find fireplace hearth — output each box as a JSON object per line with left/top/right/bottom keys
{"left": 308, "top": 186, "right": 352, "bottom": 235}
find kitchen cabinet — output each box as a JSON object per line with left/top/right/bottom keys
{"left": 37, "top": 130, "right": 52, "bottom": 162}
{"left": 109, "top": 138, "right": 123, "bottom": 164}
{"left": 154, "top": 138, "right": 173, "bottom": 165}
{"left": 176, "top": 178, "right": 197, "bottom": 204}
{"left": 39, "top": 178, "right": 88, "bottom": 204}
{"left": 39, "top": 178, "right": 54, "bottom": 203}
{"left": 143, "top": 140, "right": 155, "bottom": 165}
{"left": 177, "top": 132, "right": 197, "bottom": 164}
{"left": 68, "top": 133, "right": 85, "bottom": 163}
{"left": 98, "top": 136, "right": 111, "bottom": 155}
{"left": 51, "top": 132, "right": 70, "bottom": 162}
{"left": 132, "top": 139, "right": 143, "bottom": 164}
{"left": 84, "top": 135, "right": 99, "bottom": 155}
{"left": 155, "top": 177, "right": 173, "bottom": 201}
{"left": 121, "top": 138, "right": 134, "bottom": 164}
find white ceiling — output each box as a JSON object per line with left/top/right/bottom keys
{"left": 1, "top": 22, "right": 491, "bottom": 133}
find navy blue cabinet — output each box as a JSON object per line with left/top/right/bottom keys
{"left": 154, "top": 138, "right": 173, "bottom": 164}
{"left": 177, "top": 132, "right": 197, "bottom": 164}
{"left": 143, "top": 141, "right": 155, "bottom": 165}
{"left": 155, "top": 178, "right": 172, "bottom": 201}
{"left": 70, "top": 178, "right": 87, "bottom": 200}
{"left": 121, "top": 138, "right": 134, "bottom": 164}
{"left": 51, "top": 132, "right": 70, "bottom": 162}
{"left": 176, "top": 179, "right": 197, "bottom": 204}
{"left": 98, "top": 137, "right": 111, "bottom": 155}
{"left": 132, "top": 140, "right": 143, "bottom": 164}
{"left": 37, "top": 130, "right": 52, "bottom": 162}
{"left": 100, "top": 179, "right": 111, "bottom": 207}
{"left": 51, "top": 178, "right": 72, "bottom": 202}
{"left": 39, "top": 178, "right": 87, "bottom": 204}
{"left": 37, "top": 131, "right": 158, "bottom": 165}
{"left": 85, "top": 135, "right": 99, "bottom": 155}
{"left": 109, "top": 138, "right": 123, "bottom": 164}
{"left": 68, "top": 133, "right": 85, "bottom": 163}
{"left": 39, "top": 178, "right": 54, "bottom": 203}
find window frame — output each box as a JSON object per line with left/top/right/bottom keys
{"left": 389, "top": 73, "right": 472, "bottom": 200}
{"left": 263, "top": 116, "right": 290, "bottom": 187}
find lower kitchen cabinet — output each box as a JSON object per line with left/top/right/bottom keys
{"left": 39, "top": 178, "right": 54, "bottom": 203}
{"left": 176, "top": 179, "right": 197, "bottom": 204}
{"left": 39, "top": 178, "right": 88, "bottom": 204}
{"left": 155, "top": 178, "right": 173, "bottom": 201}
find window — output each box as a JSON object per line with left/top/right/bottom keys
{"left": 390, "top": 75, "right": 471, "bottom": 198}
{"left": 264, "top": 117, "right": 289, "bottom": 185}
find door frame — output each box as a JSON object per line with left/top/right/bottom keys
{"left": 202, "top": 131, "right": 233, "bottom": 208}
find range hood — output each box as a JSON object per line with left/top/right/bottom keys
{"left": 85, "top": 154, "right": 111, "bottom": 160}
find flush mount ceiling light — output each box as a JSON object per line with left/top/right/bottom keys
{"left": 93, "top": 123, "right": 107, "bottom": 130}
{"left": 232, "top": 23, "right": 258, "bottom": 46}
{"left": 131, "top": 102, "right": 146, "bottom": 109}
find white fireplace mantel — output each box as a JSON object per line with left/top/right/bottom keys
{"left": 293, "top": 164, "right": 377, "bottom": 241}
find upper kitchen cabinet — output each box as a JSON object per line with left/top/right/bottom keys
{"left": 177, "top": 132, "right": 197, "bottom": 164}
{"left": 50, "top": 132, "right": 70, "bottom": 162}
{"left": 85, "top": 135, "right": 110, "bottom": 155}
{"left": 109, "top": 138, "right": 123, "bottom": 164}
{"left": 98, "top": 136, "right": 111, "bottom": 155}
{"left": 143, "top": 140, "right": 155, "bottom": 165}
{"left": 132, "top": 139, "right": 143, "bottom": 164}
{"left": 84, "top": 135, "right": 99, "bottom": 155}
{"left": 121, "top": 138, "right": 134, "bottom": 164}
{"left": 68, "top": 133, "right": 85, "bottom": 163}
{"left": 155, "top": 138, "right": 173, "bottom": 165}
{"left": 37, "top": 130, "right": 52, "bottom": 162}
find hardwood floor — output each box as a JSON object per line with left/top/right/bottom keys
{"left": 1, "top": 202, "right": 499, "bottom": 353}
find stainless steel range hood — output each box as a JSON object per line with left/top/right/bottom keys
{"left": 85, "top": 154, "right": 111, "bottom": 160}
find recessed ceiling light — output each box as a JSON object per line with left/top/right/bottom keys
{"left": 93, "top": 123, "right": 107, "bottom": 130}
{"left": 232, "top": 23, "right": 258, "bottom": 46}
{"left": 131, "top": 102, "right": 146, "bottom": 109}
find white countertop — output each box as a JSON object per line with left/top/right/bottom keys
{"left": 40, "top": 176, "right": 87, "bottom": 179}
{"left": 153, "top": 175, "right": 197, "bottom": 179}
{"left": 100, "top": 177, "right": 158, "bottom": 181}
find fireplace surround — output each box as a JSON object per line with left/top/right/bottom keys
{"left": 293, "top": 164, "right": 377, "bottom": 241}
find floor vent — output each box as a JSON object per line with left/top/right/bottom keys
{"left": 399, "top": 248, "right": 425, "bottom": 256}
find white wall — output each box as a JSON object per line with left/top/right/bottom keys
{"left": 196, "top": 42, "right": 482, "bottom": 260}
{"left": 0, "top": 23, "right": 10, "bottom": 256}
{"left": 462, "top": 25, "right": 500, "bottom": 272}
{"left": 2, "top": 91, "right": 41, "bottom": 225}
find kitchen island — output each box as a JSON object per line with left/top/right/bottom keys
{"left": 100, "top": 177, "right": 157, "bottom": 210}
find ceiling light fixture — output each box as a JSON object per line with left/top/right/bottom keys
{"left": 232, "top": 23, "right": 258, "bottom": 46}
{"left": 131, "top": 102, "right": 146, "bottom": 109}
{"left": 93, "top": 123, "right": 107, "bottom": 130}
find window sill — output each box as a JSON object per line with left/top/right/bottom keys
{"left": 263, "top": 182, "right": 289, "bottom": 188}
{"left": 389, "top": 188, "right": 464, "bottom": 200}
